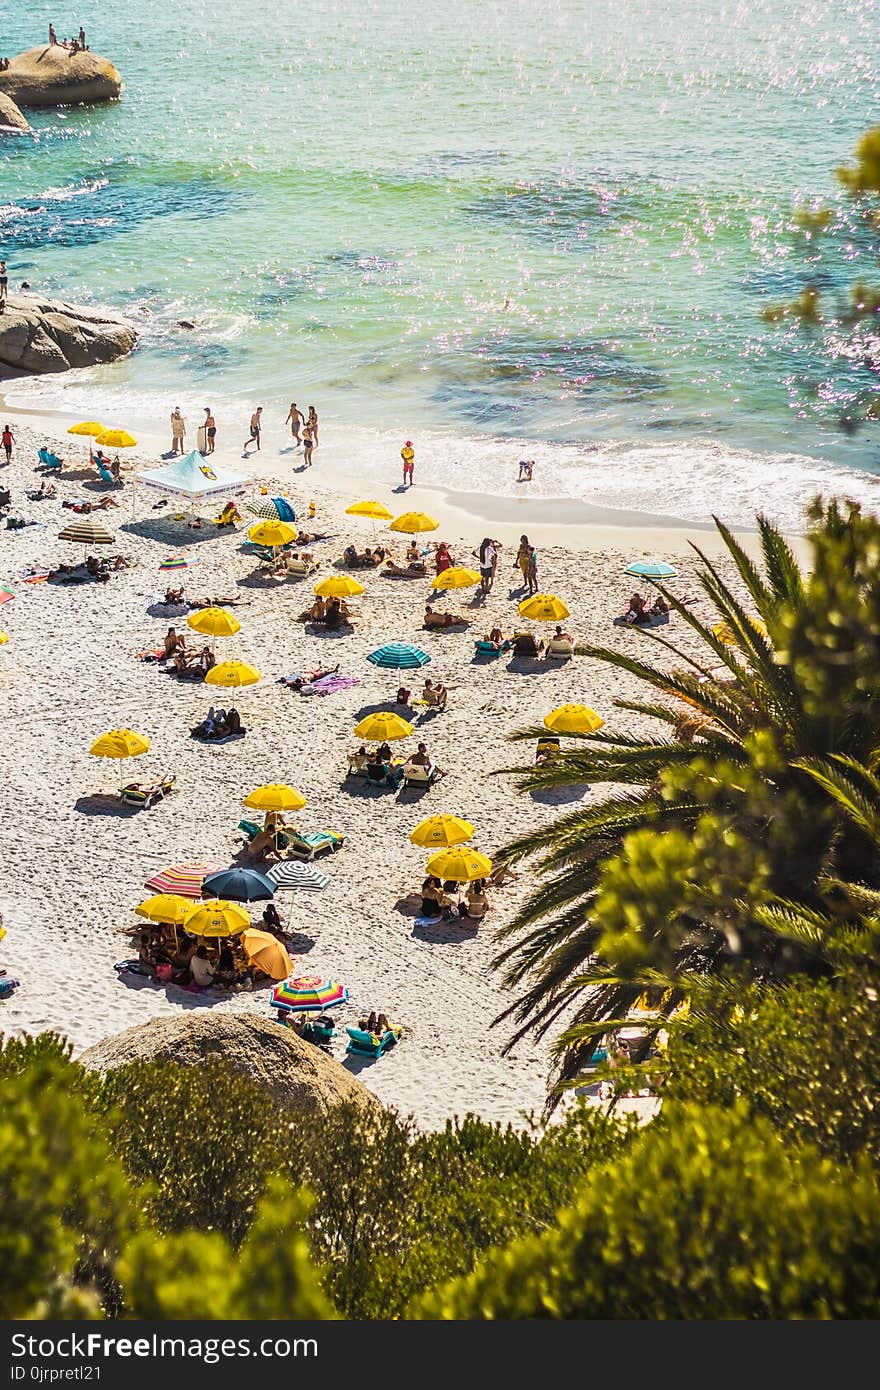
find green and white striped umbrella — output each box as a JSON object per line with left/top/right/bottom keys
{"left": 58, "top": 519, "right": 115, "bottom": 545}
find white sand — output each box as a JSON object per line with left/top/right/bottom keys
{"left": 0, "top": 409, "right": 791, "bottom": 1128}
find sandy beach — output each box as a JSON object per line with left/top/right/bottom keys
{"left": 0, "top": 409, "right": 798, "bottom": 1127}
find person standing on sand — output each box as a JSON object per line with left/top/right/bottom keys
{"left": 474, "top": 537, "right": 496, "bottom": 596}
{"left": 301, "top": 420, "right": 315, "bottom": 467}
{"left": 204, "top": 407, "right": 216, "bottom": 455}
{"left": 515, "top": 534, "right": 538, "bottom": 595}
{"left": 1, "top": 424, "right": 14, "bottom": 463}
{"left": 170, "top": 407, "right": 185, "bottom": 456}
{"left": 401, "top": 439, "right": 415, "bottom": 487}
{"left": 244, "top": 406, "right": 262, "bottom": 453}
{"left": 307, "top": 405, "right": 319, "bottom": 446}
{"left": 285, "top": 402, "right": 304, "bottom": 445}
{"left": 48, "top": 23, "right": 57, "bottom": 44}
{"left": 0, "top": 262, "right": 7, "bottom": 307}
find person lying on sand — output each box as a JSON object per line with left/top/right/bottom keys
{"left": 287, "top": 663, "right": 340, "bottom": 691}
{"left": 385, "top": 557, "right": 427, "bottom": 577}
{"left": 424, "top": 607, "right": 466, "bottom": 629}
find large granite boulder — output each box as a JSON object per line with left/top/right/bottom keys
{"left": 0, "top": 293, "right": 137, "bottom": 376}
{"left": 0, "top": 92, "right": 30, "bottom": 131}
{"left": 0, "top": 46, "right": 122, "bottom": 108}
{"left": 79, "top": 1012, "right": 380, "bottom": 1116}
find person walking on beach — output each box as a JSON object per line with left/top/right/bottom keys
{"left": 244, "top": 406, "right": 262, "bottom": 453}
{"left": 170, "top": 406, "right": 185, "bottom": 456}
{"left": 301, "top": 419, "right": 315, "bottom": 467}
{"left": 1, "top": 424, "right": 14, "bottom": 463}
{"left": 203, "top": 407, "right": 216, "bottom": 455}
{"left": 401, "top": 439, "right": 415, "bottom": 487}
{"left": 285, "top": 402, "right": 304, "bottom": 445}
{"left": 307, "top": 405, "right": 319, "bottom": 446}
{"left": 0, "top": 262, "right": 7, "bottom": 308}
{"left": 475, "top": 537, "right": 496, "bottom": 596}
{"left": 516, "top": 534, "right": 538, "bottom": 595}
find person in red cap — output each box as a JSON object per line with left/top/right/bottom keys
{"left": 401, "top": 439, "right": 415, "bottom": 487}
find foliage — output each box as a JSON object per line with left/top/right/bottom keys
{"left": 492, "top": 502, "right": 880, "bottom": 1096}
{"left": 660, "top": 971, "right": 880, "bottom": 1168}
{"left": 414, "top": 1102, "right": 880, "bottom": 1319}
{"left": 96, "top": 1057, "right": 287, "bottom": 1245}
{"left": 120, "top": 1183, "right": 335, "bottom": 1320}
{"left": 0, "top": 1035, "right": 135, "bottom": 1318}
{"left": 837, "top": 125, "right": 880, "bottom": 195}
{"left": 274, "top": 1100, "right": 635, "bottom": 1318}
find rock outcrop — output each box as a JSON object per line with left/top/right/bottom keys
{"left": 0, "top": 92, "right": 30, "bottom": 131}
{"left": 79, "top": 1012, "right": 380, "bottom": 1116}
{"left": 0, "top": 46, "right": 122, "bottom": 108}
{"left": 0, "top": 293, "right": 137, "bottom": 376}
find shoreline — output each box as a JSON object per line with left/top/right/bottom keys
{"left": 0, "top": 394, "right": 811, "bottom": 561}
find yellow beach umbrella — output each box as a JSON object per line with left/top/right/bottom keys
{"left": 67, "top": 421, "right": 106, "bottom": 437}
{"left": 431, "top": 567, "right": 481, "bottom": 591}
{"left": 354, "top": 711, "right": 414, "bottom": 741}
{"left": 90, "top": 729, "right": 151, "bottom": 758}
{"left": 409, "top": 814, "right": 475, "bottom": 848}
{"left": 240, "top": 928, "right": 293, "bottom": 981}
{"left": 243, "top": 784, "right": 308, "bottom": 813}
{"left": 346, "top": 500, "right": 394, "bottom": 520}
{"left": 205, "top": 661, "right": 261, "bottom": 688}
{"left": 134, "top": 894, "right": 193, "bottom": 926}
{"left": 426, "top": 847, "right": 493, "bottom": 882}
{"left": 544, "top": 704, "right": 605, "bottom": 735}
{"left": 712, "top": 617, "right": 768, "bottom": 647}
{"left": 187, "top": 606, "right": 241, "bottom": 638}
{"left": 390, "top": 511, "right": 439, "bottom": 534}
{"left": 94, "top": 428, "right": 138, "bottom": 449}
{"left": 182, "top": 899, "right": 250, "bottom": 938}
{"left": 248, "top": 520, "right": 297, "bottom": 548}
{"left": 519, "top": 593, "right": 570, "bottom": 622}
{"left": 314, "top": 575, "right": 365, "bottom": 598}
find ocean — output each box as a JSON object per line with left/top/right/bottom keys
{"left": 1, "top": 0, "right": 879, "bottom": 526}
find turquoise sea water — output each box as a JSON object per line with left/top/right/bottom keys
{"left": 1, "top": 0, "right": 879, "bottom": 525}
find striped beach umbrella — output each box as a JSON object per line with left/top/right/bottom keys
{"left": 244, "top": 497, "right": 297, "bottom": 522}
{"left": 144, "top": 861, "right": 224, "bottom": 898}
{"left": 158, "top": 555, "right": 198, "bottom": 571}
{"left": 58, "top": 519, "right": 115, "bottom": 545}
{"left": 271, "top": 975, "right": 348, "bottom": 1013}
{"left": 266, "top": 862, "right": 329, "bottom": 892}
{"left": 625, "top": 559, "right": 678, "bottom": 579}
{"left": 366, "top": 643, "right": 431, "bottom": 670}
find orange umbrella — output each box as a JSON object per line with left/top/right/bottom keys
{"left": 240, "top": 928, "right": 293, "bottom": 981}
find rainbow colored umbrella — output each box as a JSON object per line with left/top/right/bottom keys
{"left": 144, "top": 861, "right": 223, "bottom": 898}
{"left": 159, "top": 555, "right": 199, "bottom": 571}
{"left": 271, "top": 975, "right": 349, "bottom": 1013}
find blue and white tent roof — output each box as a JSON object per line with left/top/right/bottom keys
{"left": 137, "top": 450, "right": 249, "bottom": 501}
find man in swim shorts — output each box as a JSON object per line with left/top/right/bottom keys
{"left": 401, "top": 440, "right": 415, "bottom": 487}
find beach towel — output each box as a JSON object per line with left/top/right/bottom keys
{"left": 614, "top": 611, "right": 669, "bottom": 629}
{"left": 309, "top": 675, "right": 360, "bottom": 696}
{"left": 414, "top": 914, "right": 443, "bottom": 926}
{"left": 114, "top": 959, "right": 153, "bottom": 977}
{"left": 137, "top": 648, "right": 166, "bottom": 661}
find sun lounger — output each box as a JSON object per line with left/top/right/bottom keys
{"left": 364, "top": 762, "right": 404, "bottom": 790}
{"left": 40, "top": 450, "right": 64, "bottom": 471}
{"left": 344, "top": 1025, "right": 400, "bottom": 1059}
{"left": 474, "top": 638, "right": 510, "bottom": 656}
{"left": 281, "top": 556, "right": 320, "bottom": 577}
{"left": 284, "top": 828, "right": 345, "bottom": 860}
{"left": 119, "top": 774, "right": 176, "bottom": 809}
{"left": 95, "top": 461, "right": 122, "bottom": 487}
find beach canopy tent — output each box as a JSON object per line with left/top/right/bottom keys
{"left": 137, "top": 450, "right": 249, "bottom": 503}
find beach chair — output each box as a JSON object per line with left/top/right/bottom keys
{"left": 365, "top": 762, "right": 403, "bottom": 791}
{"left": 344, "top": 1025, "right": 400, "bottom": 1059}
{"left": 41, "top": 450, "right": 64, "bottom": 472}
{"left": 473, "top": 637, "right": 510, "bottom": 657}
{"left": 402, "top": 761, "right": 441, "bottom": 790}
{"left": 535, "top": 736, "right": 562, "bottom": 763}
{"left": 299, "top": 1016, "right": 336, "bottom": 1047}
{"left": 545, "top": 638, "right": 575, "bottom": 659}
{"left": 95, "top": 460, "right": 121, "bottom": 487}
{"left": 119, "top": 774, "right": 176, "bottom": 809}
{"left": 282, "top": 555, "right": 319, "bottom": 577}
{"left": 238, "top": 818, "right": 261, "bottom": 840}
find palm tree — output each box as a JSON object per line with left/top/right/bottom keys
{"left": 492, "top": 501, "right": 880, "bottom": 1100}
